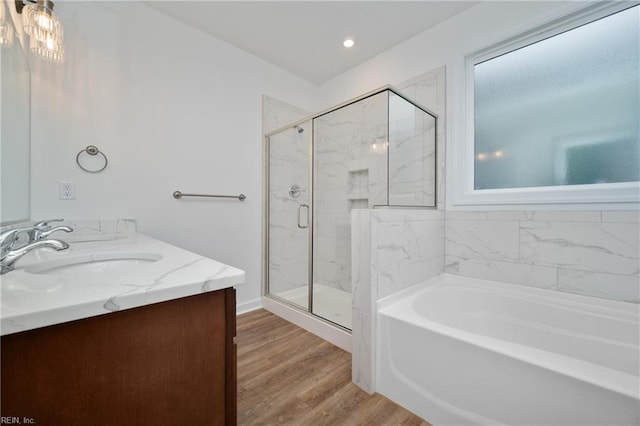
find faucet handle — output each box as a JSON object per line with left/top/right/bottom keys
{"left": 38, "top": 226, "right": 73, "bottom": 240}
{"left": 0, "top": 229, "right": 21, "bottom": 248}
{"left": 32, "top": 219, "right": 65, "bottom": 241}
{"left": 0, "top": 228, "right": 31, "bottom": 255}
{"left": 34, "top": 219, "right": 64, "bottom": 228}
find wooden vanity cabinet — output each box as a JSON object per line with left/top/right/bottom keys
{"left": 1, "top": 287, "right": 237, "bottom": 426}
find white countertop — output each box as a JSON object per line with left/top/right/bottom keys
{"left": 0, "top": 233, "right": 245, "bottom": 336}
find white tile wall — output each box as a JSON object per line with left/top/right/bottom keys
{"left": 388, "top": 95, "right": 437, "bottom": 207}
{"left": 445, "top": 219, "right": 520, "bottom": 262}
{"left": 352, "top": 209, "right": 444, "bottom": 393}
{"left": 445, "top": 211, "right": 640, "bottom": 303}
{"left": 557, "top": 269, "right": 639, "bottom": 303}
{"left": 351, "top": 308, "right": 373, "bottom": 392}
{"left": 459, "top": 258, "right": 557, "bottom": 290}
{"left": 520, "top": 221, "right": 639, "bottom": 275}
{"left": 264, "top": 97, "right": 311, "bottom": 296}
{"left": 397, "top": 66, "right": 446, "bottom": 210}
{"left": 602, "top": 211, "right": 640, "bottom": 223}
{"left": 351, "top": 210, "right": 371, "bottom": 313}
{"left": 375, "top": 218, "right": 445, "bottom": 298}
{"left": 262, "top": 95, "right": 310, "bottom": 135}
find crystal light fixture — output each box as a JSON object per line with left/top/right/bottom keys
{"left": 17, "top": 0, "right": 65, "bottom": 62}
{"left": 0, "top": 1, "right": 15, "bottom": 47}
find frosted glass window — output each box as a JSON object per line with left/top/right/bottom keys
{"left": 474, "top": 6, "right": 639, "bottom": 190}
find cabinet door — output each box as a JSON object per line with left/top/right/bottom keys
{"left": 1, "top": 290, "right": 233, "bottom": 425}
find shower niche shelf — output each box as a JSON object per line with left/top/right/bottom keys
{"left": 348, "top": 198, "right": 369, "bottom": 210}
{"left": 347, "top": 169, "right": 370, "bottom": 210}
{"left": 348, "top": 169, "right": 369, "bottom": 194}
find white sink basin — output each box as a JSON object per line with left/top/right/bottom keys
{"left": 25, "top": 252, "right": 163, "bottom": 276}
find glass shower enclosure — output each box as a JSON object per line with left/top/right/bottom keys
{"left": 264, "top": 87, "right": 437, "bottom": 330}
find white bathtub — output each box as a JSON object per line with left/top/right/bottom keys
{"left": 377, "top": 274, "right": 640, "bottom": 426}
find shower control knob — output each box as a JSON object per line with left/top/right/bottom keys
{"left": 289, "top": 184, "right": 305, "bottom": 199}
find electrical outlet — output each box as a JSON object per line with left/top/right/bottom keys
{"left": 59, "top": 181, "right": 75, "bottom": 200}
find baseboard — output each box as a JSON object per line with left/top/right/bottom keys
{"left": 236, "top": 298, "right": 262, "bottom": 315}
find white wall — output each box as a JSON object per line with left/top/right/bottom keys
{"left": 317, "top": 2, "right": 586, "bottom": 108}
{"left": 27, "top": 2, "right": 318, "bottom": 310}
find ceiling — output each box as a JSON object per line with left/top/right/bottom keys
{"left": 144, "top": 1, "right": 478, "bottom": 85}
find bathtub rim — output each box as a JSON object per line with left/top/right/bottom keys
{"left": 378, "top": 273, "right": 640, "bottom": 315}
{"left": 376, "top": 273, "right": 640, "bottom": 401}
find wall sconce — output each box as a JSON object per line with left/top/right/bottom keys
{"left": 15, "top": 0, "right": 64, "bottom": 62}
{"left": 0, "top": 1, "right": 15, "bottom": 47}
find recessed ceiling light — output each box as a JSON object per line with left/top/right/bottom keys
{"left": 343, "top": 39, "right": 354, "bottom": 48}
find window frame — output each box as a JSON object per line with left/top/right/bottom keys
{"left": 453, "top": 2, "right": 640, "bottom": 208}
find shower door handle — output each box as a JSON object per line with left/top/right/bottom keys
{"left": 297, "top": 204, "right": 309, "bottom": 229}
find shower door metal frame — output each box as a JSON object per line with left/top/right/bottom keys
{"left": 262, "top": 120, "right": 316, "bottom": 319}
{"left": 262, "top": 85, "right": 439, "bottom": 330}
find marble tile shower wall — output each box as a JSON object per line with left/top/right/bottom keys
{"left": 445, "top": 210, "right": 640, "bottom": 303}
{"left": 268, "top": 128, "right": 310, "bottom": 294}
{"left": 263, "top": 96, "right": 310, "bottom": 295}
{"left": 396, "top": 66, "right": 446, "bottom": 210}
{"left": 313, "top": 92, "right": 388, "bottom": 292}
{"left": 388, "top": 95, "right": 437, "bottom": 207}
{"left": 262, "top": 95, "right": 310, "bottom": 135}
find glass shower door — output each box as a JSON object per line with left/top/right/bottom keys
{"left": 312, "top": 92, "right": 388, "bottom": 330}
{"left": 267, "top": 120, "right": 311, "bottom": 310}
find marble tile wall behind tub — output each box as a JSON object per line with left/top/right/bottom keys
{"left": 352, "top": 208, "right": 445, "bottom": 393}
{"left": 445, "top": 210, "right": 640, "bottom": 303}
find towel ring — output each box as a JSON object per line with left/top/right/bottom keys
{"left": 76, "top": 145, "right": 108, "bottom": 173}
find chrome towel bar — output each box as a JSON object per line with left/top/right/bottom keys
{"left": 173, "top": 191, "right": 246, "bottom": 201}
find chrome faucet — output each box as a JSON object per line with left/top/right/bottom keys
{"left": 0, "top": 220, "right": 72, "bottom": 250}
{"left": 0, "top": 220, "right": 73, "bottom": 274}
{"left": 30, "top": 219, "right": 73, "bottom": 242}
{"left": 0, "top": 239, "right": 70, "bottom": 274}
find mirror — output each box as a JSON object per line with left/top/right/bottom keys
{"left": 1, "top": 9, "right": 30, "bottom": 225}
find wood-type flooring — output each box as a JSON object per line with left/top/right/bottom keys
{"left": 237, "top": 309, "right": 430, "bottom": 426}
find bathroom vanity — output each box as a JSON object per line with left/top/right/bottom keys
{"left": 1, "top": 230, "right": 244, "bottom": 425}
